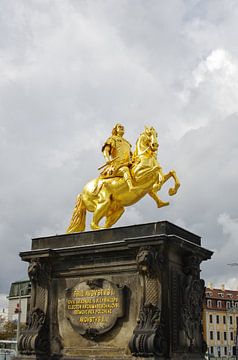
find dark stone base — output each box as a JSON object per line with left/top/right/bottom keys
{"left": 17, "top": 221, "right": 212, "bottom": 360}
{"left": 15, "top": 355, "right": 206, "bottom": 360}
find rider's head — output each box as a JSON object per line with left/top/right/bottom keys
{"left": 112, "top": 123, "right": 124, "bottom": 136}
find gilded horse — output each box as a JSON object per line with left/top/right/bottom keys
{"left": 67, "top": 127, "right": 180, "bottom": 233}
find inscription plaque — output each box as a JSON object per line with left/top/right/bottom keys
{"left": 66, "top": 278, "right": 124, "bottom": 336}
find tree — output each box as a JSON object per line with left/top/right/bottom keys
{"left": 0, "top": 321, "right": 17, "bottom": 340}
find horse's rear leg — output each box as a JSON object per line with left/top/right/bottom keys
{"left": 104, "top": 207, "right": 125, "bottom": 228}
{"left": 90, "top": 186, "right": 111, "bottom": 230}
{"left": 91, "top": 199, "right": 111, "bottom": 230}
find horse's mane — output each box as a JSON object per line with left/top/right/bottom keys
{"left": 132, "top": 127, "right": 155, "bottom": 160}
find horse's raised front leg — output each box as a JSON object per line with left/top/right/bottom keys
{"left": 168, "top": 170, "right": 180, "bottom": 196}
{"left": 148, "top": 190, "right": 169, "bottom": 208}
{"left": 161, "top": 170, "right": 180, "bottom": 196}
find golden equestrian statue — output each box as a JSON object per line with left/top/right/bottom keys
{"left": 66, "top": 124, "right": 180, "bottom": 233}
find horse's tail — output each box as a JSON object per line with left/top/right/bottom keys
{"left": 66, "top": 194, "right": 86, "bottom": 233}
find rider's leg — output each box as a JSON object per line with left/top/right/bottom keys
{"left": 120, "top": 166, "right": 137, "bottom": 191}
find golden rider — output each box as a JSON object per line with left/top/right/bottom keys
{"left": 100, "top": 124, "right": 137, "bottom": 191}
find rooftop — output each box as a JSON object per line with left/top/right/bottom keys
{"left": 205, "top": 287, "right": 238, "bottom": 301}
{"left": 9, "top": 280, "right": 31, "bottom": 298}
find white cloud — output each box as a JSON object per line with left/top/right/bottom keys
{"left": 177, "top": 48, "right": 238, "bottom": 132}
{"left": 201, "top": 213, "right": 238, "bottom": 288}
{"left": 218, "top": 213, "right": 238, "bottom": 238}
{"left": 215, "top": 213, "right": 238, "bottom": 259}
{"left": 193, "top": 48, "right": 236, "bottom": 87}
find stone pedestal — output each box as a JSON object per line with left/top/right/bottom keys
{"left": 16, "top": 221, "right": 212, "bottom": 360}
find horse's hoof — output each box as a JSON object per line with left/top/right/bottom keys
{"left": 157, "top": 201, "right": 169, "bottom": 208}
{"left": 169, "top": 188, "right": 176, "bottom": 196}
{"left": 90, "top": 222, "right": 101, "bottom": 230}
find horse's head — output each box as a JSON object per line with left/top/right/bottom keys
{"left": 144, "top": 126, "right": 159, "bottom": 152}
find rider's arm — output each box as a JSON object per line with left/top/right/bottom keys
{"left": 103, "top": 145, "right": 111, "bottom": 162}
{"left": 102, "top": 136, "right": 116, "bottom": 162}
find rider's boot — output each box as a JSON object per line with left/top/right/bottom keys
{"left": 123, "top": 168, "right": 138, "bottom": 192}
{"left": 126, "top": 178, "right": 137, "bottom": 192}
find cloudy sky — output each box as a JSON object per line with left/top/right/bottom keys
{"left": 1, "top": 0, "right": 238, "bottom": 308}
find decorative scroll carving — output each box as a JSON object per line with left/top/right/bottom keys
{"left": 18, "top": 308, "right": 49, "bottom": 356}
{"left": 171, "top": 269, "right": 180, "bottom": 351}
{"left": 181, "top": 255, "right": 205, "bottom": 352}
{"left": 18, "top": 259, "right": 51, "bottom": 357}
{"left": 129, "top": 246, "right": 166, "bottom": 357}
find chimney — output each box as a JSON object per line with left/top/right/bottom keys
{"left": 221, "top": 284, "right": 225, "bottom": 291}
{"left": 208, "top": 282, "right": 213, "bottom": 290}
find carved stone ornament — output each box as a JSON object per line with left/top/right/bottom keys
{"left": 129, "top": 246, "right": 166, "bottom": 357}
{"left": 136, "top": 246, "right": 164, "bottom": 277}
{"left": 182, "top": 255, "right": 205, "bottom": 351}
{"left": 18, "top": 308, "right": 50, "bottom": 357}
{"left": 18, "top": 259, "right": 51, "bottom": 357}
{"left": 28, "top": 259, "right": 51, "bottom": 284}
{"left": 65, "top": 278, "right": 124, "bottom": 339}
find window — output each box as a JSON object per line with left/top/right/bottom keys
{"left": 224, "top": 332, "right": 227, "bottom": 341}
{"left": 226, "top": 301, "right": 231, "bottom": 309}
{"left": 224, "top": 347, "right": 227, "bottom": 355}
{"left": 216, "top": 315, "right": 219, "bottom": 323}
{"left": 231, "top": 332, "right": 234, "bottom": 341}
{"left": 217, "top": 331, "right": 220, "bottom": 340}
{"left": 207, "top": 299, "right": 212, "bottom": 307}
{"left": 223, "top": 315, "right": 226, "bottom": 324}
{"left": 209, "top": 314, "right": 213, "bottom": 323}
{"left": 230, "top": 316, "right": 233, "bottom": 325}
{"left": 217, "top": 300, "right": 222, "bottom": 308}
{"left": 210, "top": 331, "right": 213, "bottom": 340}
{"left": 236, "top": 316, "right": 238, "bottom": 325}
{"left": 210, "top": 346, "right": 214, "bottom": 354}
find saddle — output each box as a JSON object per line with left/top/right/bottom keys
{"left": 100, "top": 161, "right": 132, "bottom": 179}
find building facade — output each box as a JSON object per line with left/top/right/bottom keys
{"left": 8, "top": 280, "right": 31, "bottom": 324}
{"left": 203, "top": 285, "right": 238, "bottom": 358}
